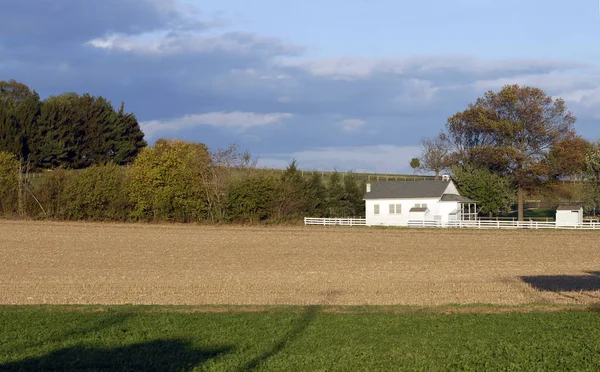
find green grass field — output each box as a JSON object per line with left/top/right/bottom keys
{"left": 254, "top": 168, "right": 434, "bottom": 183}
{"left": 2, "top": 305, "right": 600, "bottom": 371}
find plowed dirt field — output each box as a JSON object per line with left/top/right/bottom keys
{"left": 2, "top": 220, "right": 600, "bottom": 306}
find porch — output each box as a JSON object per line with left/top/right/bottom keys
{"left": 442, "top": 194, "right": 478, "bottom": 221}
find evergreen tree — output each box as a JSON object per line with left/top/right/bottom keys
{"left": 0, "top": 80, "right": 41, "bottom": 160}
{"left": 271, "top": 159, "right": 309, "bottom": 219}
{"left": 109, "top": 102, "right": 147, "bottom": 165}
{"left": 0, "top": 81, "right": 146, "bottom": 169}
{"left": 34, "top": 93, "right": 80, "bottom": 168}
{"left": 326, "top": 170, "right": 345, "bottom": 217}
{"left": 306, "top": 171, "right": 327, "bottom": 217}
{"left": 343, "top": 173, "right": 365, "bottom": 217}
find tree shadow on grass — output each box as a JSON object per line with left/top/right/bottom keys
{"left": 0, "top": 339, "right": 230, "bottom": 372}
{"left": 520, "top": 271, "right": 600, "bottom": 292}
{"left": 239, "top": 305, "right": 320, "bottom": 371}
{"left": 1, "top": 312, "right": 133, "bottom": 355}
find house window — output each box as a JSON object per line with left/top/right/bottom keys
{"left": 414, "top": 203, "right": 428, "bottom": 209}
{"left": 374, "top": 204, "right": 380, "bottom": 215}
{"left": 389, "top": 204, "right": 402, "bottom": 214}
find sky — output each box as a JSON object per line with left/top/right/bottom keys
{"left": 2, "top": 0, "right": 600, "bottom": 173}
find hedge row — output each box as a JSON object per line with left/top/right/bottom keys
{"left": 0, "top": 140, "right": 365, "bottom": 223}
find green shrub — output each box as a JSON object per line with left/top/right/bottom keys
{"left": 126, "top": 139, "right": 210, "bottom": 222}
{"left": 35, "top": 168, "right": 72, "bottom": 218}
{"left": 61, "top": 164, "right": 129, "bottom": 220}
{"left": 0, "top": 152, "right": 18, "bottom": 215}
{"left": 226, "top": 173, "right": 278, "bottom": 222}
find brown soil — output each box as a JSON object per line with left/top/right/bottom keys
{"left": 2, "top": 220, "right": 600, "bottom": 306}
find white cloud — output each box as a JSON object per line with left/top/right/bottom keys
{"left": 258, "top": 145, "right": 422, "bottom": 174}
{"left": 560, "top": 88, "right": 600, "bottom": 107}
{"left": 280, "top": 56, "right": 583, "bottom": 81}
{"left": 472, "top": 72, "right": 594, "bottom": 94}
{"left": 141, "top": 111, "right": 293, "bottom": 138}
{"left": 87, "top": 30, "right": 300, "bottom": 57}
{"left": 393, "top": 79, "right": 440, "bottom": 105}
{"left": 560, "top": 89, "right": 596, "bottom": 104}
{"left": 339, "top": 118, "right": 366, "bottom": 132}
{"left": 280, "top": 57, "right": 397, "bottom": 80}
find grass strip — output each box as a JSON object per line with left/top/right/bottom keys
{"left": 2, "top": 304, "right": 600, "bottom": 371}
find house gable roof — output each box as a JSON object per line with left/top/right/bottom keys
{"left": 364, "top": 180, "right": 456, "bottom": 200}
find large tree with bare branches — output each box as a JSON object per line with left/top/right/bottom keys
{"left": 419, "top": 132, "right": 452, "bottom": 180}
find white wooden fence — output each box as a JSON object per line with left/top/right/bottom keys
{"left": 304, "top": 217, "right": 600, "bottom": 230}
{"left": 408, "top": 220, "right": 600, "bottom": 230}
{"left": 303, "top": 217, "right": 366, "bottom": 226}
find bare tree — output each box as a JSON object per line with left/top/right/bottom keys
{"left": 419, "top": 132, "right": 452, "bottom": 180}
{"left": 200, "top": 144, "right": 258, "bottom": 222}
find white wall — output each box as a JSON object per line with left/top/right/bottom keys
{"left": 365, "top": 198, "right": 458, "bottom": 226}
{"left": 444, "top": 182, "right": 459, "bottom": 195}
{"left": 556, "top": 209, "right": 583, "bottom": 226}
{"left": 438, "top": 201, "right": 460, "bottom": 222}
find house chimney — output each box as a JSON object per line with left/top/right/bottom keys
{"left": 441, "top": 174, "right": 450, "bottom": 182}
{"left": 366, "top": 183, "right": 371, "bottom": 193}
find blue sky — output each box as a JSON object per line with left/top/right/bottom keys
{"left": 2, "top": 0, "right": 600, "bottom": 173}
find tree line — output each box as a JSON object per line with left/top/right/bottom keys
{"left": 0, "top": 140, "right": 365, "bottom": 222}
{"left": 414, "top": 84, "right": 598, "bottom": 220}
{"left": 5, "top": 79, "right": 599, "bottom": 223}
{"left": 0, "top": 80, "right": 146, "bottom": 169}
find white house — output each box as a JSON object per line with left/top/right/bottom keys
{"left": 364, "top": 177, "right": 477, "bottom": 227}
{"left": 555, "top": 204, "right": 583, "bottom": 227}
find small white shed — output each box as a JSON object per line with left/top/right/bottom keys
{"left": 555, "top": 204, "right": 583, "bottom": 227}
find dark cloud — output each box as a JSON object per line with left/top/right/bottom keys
{"left": 0, "top": 0, "right": 208, "bottom": 47}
